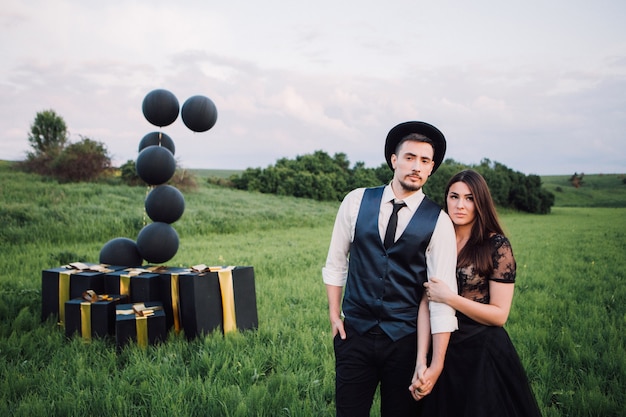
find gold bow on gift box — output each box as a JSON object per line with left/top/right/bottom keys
{"left": 77, "top": 290, "right": 120, "bottom": 342}
{"left": 135, "top": 266, "right": 186, "bottom": 335}
{"left": 64, "top": 262, "right": 114, "bottom": 273}
{"left": 57, "top": 263, "right": 114, "bottom": 325}
{"left": 116, "top": 303, "right": 163, "bottom": 348}
{"left": 117, "top": 268, "right": 152, "bottom": 297}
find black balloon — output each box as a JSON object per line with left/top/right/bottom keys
{"left": 145, "top": 185, "right": 185, "bottom": 224}
{"left": 181, "top": 95, "right": 218, "bottom": 132}
{"left": 99, "top": 237, "right": 143, "bottom": 267}
{"left": 136, "top": 222, "right": 179, "bottom": 264}
{"left": 142, "top": 89, "right": 179, "bottom": 127}
{"left": 135, "top": 145, "right": 176, "bottom": 185}
{"left": 138, "top": 131, "right": 176, "bottom": 155}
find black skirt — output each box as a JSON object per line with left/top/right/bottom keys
{"left": 422, "top": 325, "right": 542, "bottom": 417}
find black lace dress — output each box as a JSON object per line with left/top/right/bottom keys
{"left": 422, "top": 234, "right": 542, "bottom": 417}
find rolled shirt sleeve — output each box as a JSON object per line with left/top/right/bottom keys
{"left": 426, "top": 211, "right": 459, "bottom": 334}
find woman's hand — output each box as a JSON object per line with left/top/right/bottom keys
{"left": 409, "top": 362, "right": 432, "bottom": 401}
{"left": 424, "top": 276, "right": 454, "bottom": 304}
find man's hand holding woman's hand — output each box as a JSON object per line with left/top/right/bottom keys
{"left": 409, "top": 362, "right": 432, "bottom": 401}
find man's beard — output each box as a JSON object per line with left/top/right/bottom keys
{"left": 398, "top": 176, "right": 422, "bottom": 192}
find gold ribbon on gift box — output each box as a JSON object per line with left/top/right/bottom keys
{"left": 116, "top": 303, "right": 162, "bottom": 348}
{"left": 57, "top": 263, "right": 114, "bottom": 325}
{"left": 78, "top": 290, "right": 118, "bottom": 342}
{"left": 118, "top": 268, "right": 150, "bottom": 296}
{"left": 58, "top": 271, "right": 73, "bottom": 325}
{"left": 80, "top": 301, "right": 92, "bottom": 342}
{"left": 217, "top": 266, "right": 237, "bottom": 334}
{"left": 144, "top": 268, "right": 184, "bottom": 334}
{"left": 170, "top": 273, "right": 182, "bottom": 334}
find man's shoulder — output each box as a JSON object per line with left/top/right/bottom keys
{"left": 345, "top": 185, "right": 385, "bottom": 199}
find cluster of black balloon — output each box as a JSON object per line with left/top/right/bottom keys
{"left": 100, "top": 89, "right": 217, "bottom": 266}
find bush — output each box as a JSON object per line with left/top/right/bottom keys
{"left": 231, "top": 151, "right": 353, "bottom": 201}
{"left": 119, "top": 159, "right": 143, "bottom": 186}
{"left": 51, "top": 137, "right": 111, "bottom": 182}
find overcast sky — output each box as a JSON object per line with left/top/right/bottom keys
{"left": 1, "top": 0, "right": 625, "bottom": 175}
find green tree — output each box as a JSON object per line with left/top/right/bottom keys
{"left": 27, "top": 109, "right": 68, "bottom": 158}
{"left": 120, "top": 159, "right": 142, "bottom": 185}
{"left": 423, "top": 158, "right": 467, "bottom": 206}
{"left": 372, "top": 163, "right": 393, "bottom": 185}
{"left": 348, "top": 161, "right": 381, "bottom": 190}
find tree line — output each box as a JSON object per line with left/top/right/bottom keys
{"left": 229, "top": 151, "right": 555, "bottom": 214}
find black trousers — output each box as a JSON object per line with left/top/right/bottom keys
{"left": 334, "top": 321, "right": 422, "bottom": 417}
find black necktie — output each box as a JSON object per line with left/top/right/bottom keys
{"left": 384, "top": 201, "right": 406, "bottom": 249}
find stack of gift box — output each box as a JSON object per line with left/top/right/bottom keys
{"left": 41, "top": 262, "right": 258, "bottom": 348}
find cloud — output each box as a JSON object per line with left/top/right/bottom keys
{"left": 1, "top": 0, "right": 625, "bottom": 176}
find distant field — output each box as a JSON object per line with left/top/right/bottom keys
{"left": 190, "top": 168, "right": 242, "bottom": 179}
{"left": 542, "top": 173, "right": 626, "bottom": 207}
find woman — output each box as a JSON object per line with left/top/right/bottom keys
{"left": 413, "top": 169, "right": 542, "bottom": 416}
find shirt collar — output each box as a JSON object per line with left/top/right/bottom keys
{"left": 382, "top": 184, "right": 425, "bottom": 213}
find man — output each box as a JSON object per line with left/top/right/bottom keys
{"left": 323, "top": 121, "right": 458, "bottom": 417}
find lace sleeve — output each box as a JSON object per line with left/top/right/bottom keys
{"left": 490, "top": 234, "right": 516, "bottom": 283}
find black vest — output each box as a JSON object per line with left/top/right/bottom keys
{"left": 342, "top": 186, "right": 441, "bottom": 341}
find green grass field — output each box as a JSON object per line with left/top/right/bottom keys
{"left": 1, "top": 161, "right": 625, "bottom": 416}
{"left": 542, "top": 173, "right": 626, "bottom": 208}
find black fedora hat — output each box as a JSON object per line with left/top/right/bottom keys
{"left": 384, "top": 121, "right": 446, "bottom": 173}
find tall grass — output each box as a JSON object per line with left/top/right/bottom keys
{"left": 503, "top": 207, "right": 626, "bottom": 416}
{"left": 1, "top": 161, "right": 625, "bottom": 416}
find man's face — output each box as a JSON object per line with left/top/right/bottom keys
{"left": 390, "top": 140, "right": 435, "bottom": 192}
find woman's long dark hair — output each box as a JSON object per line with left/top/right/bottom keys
{"left": 444, "top": 169, "right": 505, "bottom": 276}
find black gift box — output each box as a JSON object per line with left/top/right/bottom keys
{"left": 115, "top": 302, "right": 167, "bottom": 349}
{"left": 179, "top": 266, "right": 258, "bottom": 339}
{"left": 178, "top": 269, "right": 223, "bottom": 338}
{"left": 41, "top": 262, "right": 125, "bottom": 323}
{"left": 153, "top": 266, "right": 192, "bottom": 333}
{"left": 104, "top": 269, "right": 161, "bottom": 303}
{"left": 64, "top": 294, "right": 128, "bottom": 340}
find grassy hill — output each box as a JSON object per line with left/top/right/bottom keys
{"left": 541, "top": 173, "right": 626, "bottom": 207}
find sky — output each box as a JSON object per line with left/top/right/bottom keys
{"left": 1, "top": 0, "right": 625, "bottom": 176}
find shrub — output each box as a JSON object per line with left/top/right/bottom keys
{"left": 51, "top": 137, "right": 111, "bottom": 182}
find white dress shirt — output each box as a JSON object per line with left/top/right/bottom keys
{"left": 323, "top": 185, "right": 458, "bottom": 334}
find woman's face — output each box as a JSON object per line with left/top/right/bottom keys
{"left": 446, "top": 181, "right": 476, "bottom": 227}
